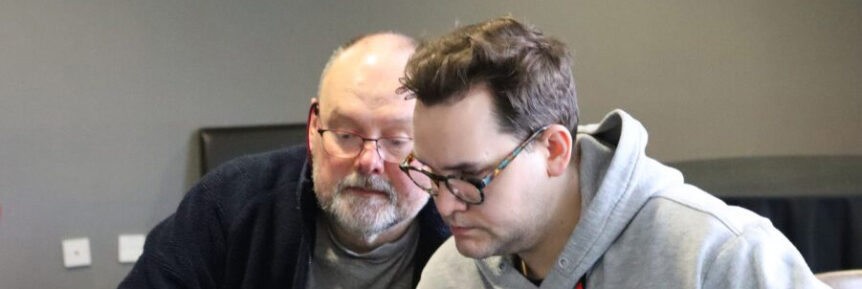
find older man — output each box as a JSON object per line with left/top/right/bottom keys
{"left": 119, "top": 33, "right": 449, "bottom": 289}
{"left": 400, "top": 17, "right": 827, "bottom": 288}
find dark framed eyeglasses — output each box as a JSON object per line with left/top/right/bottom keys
{"left": 399, "top": 126, "right": 549, "bottom": 205}
{"left": 311, "top": 102, "right": 413, "bottom": 163}
{"left": 316, "top": 129, "right": 413, "bottom": 163}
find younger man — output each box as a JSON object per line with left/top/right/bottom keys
{"left": 400, "top": 17, "right": 826, "bottom": 288}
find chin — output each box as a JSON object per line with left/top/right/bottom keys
{"left": 333, "top": 194, "right": 399, "bottom": 233}
{"left": 454, "top": 237, "right": 500, "bottom": 259}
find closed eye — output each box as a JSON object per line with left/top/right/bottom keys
{"left": 383, "top": 138, "right": 411, "bottom": 147}
{"left": 333, "top": 131, "right": 358, "bottom": 140}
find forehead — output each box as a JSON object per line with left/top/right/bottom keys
{"left": 412, "top": 85, "right": 518, "bottom": 171}
{"left": 318, "top": 39, "right": 415, "bottom": 126}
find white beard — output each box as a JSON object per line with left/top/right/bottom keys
{"left": 315, "top": 170, "right": 403, "bottom": 242}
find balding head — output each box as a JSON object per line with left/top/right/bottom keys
{"left": 317, "top": 32, "right": 416, "bottom": 101}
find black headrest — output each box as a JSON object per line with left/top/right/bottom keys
{"left": 670, "top": 155, "right": 862, "bottom": 197}
{"left": 199, "top": 124, "right": 306, "bottom": 176}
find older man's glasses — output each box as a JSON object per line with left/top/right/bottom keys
{"left": 317, "top": 129, "right": 413, "bottom": 163}
{"left": 399, "top": 126, "right": 548, "bottom": 205}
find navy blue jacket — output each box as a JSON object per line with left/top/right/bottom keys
{"left": 118, "top": 146, "right": 450, "bottom": 289}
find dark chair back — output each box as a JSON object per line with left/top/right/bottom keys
{"left": 199, "top": 124, "right": 307, "bottom": 176}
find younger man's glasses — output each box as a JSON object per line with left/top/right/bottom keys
{"left": 399, "top": 126, "right": 548, "bottom": 205}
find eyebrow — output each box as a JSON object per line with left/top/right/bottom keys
{"left": 326, "top": 108, "right": 412, "bottom": 132}
{"left": 324, "top": 109, "right": 356, "bottom": 128}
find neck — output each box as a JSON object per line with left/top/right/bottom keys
{"left": 325, "top": 216, "right": 414, "bottom": 253}
{"left": 519, "top": 157, "right": 581, "bottom": 279}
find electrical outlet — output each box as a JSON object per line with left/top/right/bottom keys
{"left": 118, "top": 234, "right": 146, "bottom": 263}
{"left": 62, "top": 238, "right": 92, "bottom": 268}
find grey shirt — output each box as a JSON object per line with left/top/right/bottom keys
{"left": 306, "top": 215, "right": 419, "bottom": 289}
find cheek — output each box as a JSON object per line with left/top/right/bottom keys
{"left": 475, "top": 167, "right": 542, "bottom": 227}
{"left": 312, "top": 154, "right": 352, "bottom": 193}
{"left": 474, "top": 195, "right": 521, "bottom": 229}
{"left": 490, "top": 156, "right": 542, "bottom": 201}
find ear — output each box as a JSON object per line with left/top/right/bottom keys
{"left": 541, "top": 124, "right": 573, "bottom": 177}
{"left": 306, "top": 98, "right": 320, "bottom": 154}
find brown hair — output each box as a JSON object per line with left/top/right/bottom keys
{"left": 400, "top": 17, "right": 579, "bottom": 139}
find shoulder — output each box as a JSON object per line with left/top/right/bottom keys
{"left": 192, "top": 145, "right": 309, "bottom": 221}
{"left": 699, "top": 221, "right": 826, "bottom": 288}
{"left": 636, "top": 187, "right": 825, "bottom": 287}
{"left": 633, "top": 184, "right": 791, "bottom": 256}
{"left": 647, "top": 184, "right": 771, "bottom": 238}
{"left": 200, "top": 145, "right": 307, "bottom": 192}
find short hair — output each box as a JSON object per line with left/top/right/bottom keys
{"left": 400, "top": 17, "right": 579, "bottom": 139}
{"left": 317, "top": 32, "right": 417, "bottom": 98}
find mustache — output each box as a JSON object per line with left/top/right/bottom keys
{"left": 335, "top": 173, "right": 398, "bottom": 203}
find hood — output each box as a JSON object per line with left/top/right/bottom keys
{"left": 543, "top": 109, "right": 685, "bottom": 287}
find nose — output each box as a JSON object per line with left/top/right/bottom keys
{"left": 432, "top": 185, "right": 468, "bottom": 217}
{"left": 355, "top": 140, "right": 385, "bottom": 175}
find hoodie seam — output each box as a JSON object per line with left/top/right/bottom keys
{"left": 650, "top": 196, "right": 743, "bottom": 236}
{"left": 700, "top": 231, "right": 746, "bottom": 285}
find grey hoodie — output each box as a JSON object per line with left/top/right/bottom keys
{"left": 417, "top": 110, "right": 828, "bottom": 289}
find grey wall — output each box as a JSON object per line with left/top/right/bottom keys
{"left": 0, "top": 0, "right": 859, "bottom": 288}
